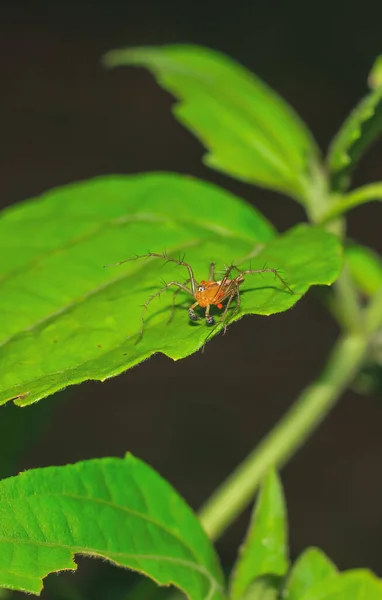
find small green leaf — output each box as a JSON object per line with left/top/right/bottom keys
{"left": 0, "top": 454, "right": 225, "bottom": 599}
{"left": 230, "top": 470, "right": 288, "bottom": 600}
{"left": 368, "top": 55, "right": 382, "bottom": 90}
{"left": 300, "top": 569, "right": 382, "bottom": 600}
{"left": 0, "top": 174, "right": 342, "bottom": 406}
{"left": 327, "top": 69, "right": 382, "bottom": 189}
{"left": 345, "top": 242, "right": 382, "bottom": 295}
{"left": 283, "top": 547, "right": 337, "bottom": 599}
{"left": 104, "top": 45, "right": 320, "bottom": 203}
{"left": 320, "top": 182, "right": 382, "bottom": 222}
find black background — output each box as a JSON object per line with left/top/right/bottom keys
{"left": 2, "top": 1, "right": 382, "bottom": 597}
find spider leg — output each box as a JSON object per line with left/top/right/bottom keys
{"left": 167, "top": 278, "right": 191, "bottom": 324}
{"left": 201, "top": 283, "right": 240, "bottom": 350}
{"left": 208, "top": 262, "right": 216, "bottom": 281}
{"left": 232, "top": 266, "right": 295, "bottom": 295}
{"left": 108, "top": 252, "right": 198, "bottom": 295}
{"left": 137, "top": 280, "right": 193, "bottom": 343}
{"left": 221, "top": 287, "right": 241, "bottom": 334}
{"left": 188, "top": 301, "right": 201, "bottom": 322}
{"left": 205, "top": 304, "right": 215, "bottom": 326}
{"left": 211, "top": 264, "right": 239, "bottom": 304}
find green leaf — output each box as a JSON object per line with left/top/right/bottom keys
{"left": 0, "top": 173, "right": 342, "bottom": 406}
{"left": 327, "top": 80, "right": 382, "bottom": 189}
{"left": 345, "top": 242, "right": 382, "bottom": 295}
{"left": 0, "top": 454, "right": 225, "bottom": 598}
{"left": 240, "top": 575, "right": 281, "bottom": 600}
{"left": 104, "top": 45, "right": 319, "bottom": 203}
{"left": 320, "top": 183, "right": 382, "bottom": 222}
{"left": 230, "top": 470, "right": 288, "bottom": 600}
{"left": 298, "top": 569, "right": 382, "bottom": 600}
{"left": 283, "top": 548, "right": 337, "bottom": 600}
{"left": 368, "top": 55, "right": 382, "bottom": 90}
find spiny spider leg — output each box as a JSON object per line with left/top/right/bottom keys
{"left": 188, "top": 301, "right": 202, "bottom": 322}
{"left": 137, "top": 280, "right": 193, "bottom": 343}
{"left": 230, "top": 265, "right": 295, "bottom": 295}
{"left": 210, "top": 264, "right": 237, "bottom": 304}
{"left": 202, "top": 286, "right": 240, "bottom": 350}
{"left": 168, "top": 278, "right": 191, "bottom": 324}
{"left": 205, "top": 304, "right": 215, "bottom": 326}
{"left": 222, "top": 284, "right": 242, "bottom": 333}
{"left": 111, "top": 252, "right": 198, "bottom": 295}
{"left": 208, "top": 262, "right": 216, "bottom": 281}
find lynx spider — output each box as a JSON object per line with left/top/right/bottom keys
{"left": 107, "top": 252, "right": 295, "bottom": 343}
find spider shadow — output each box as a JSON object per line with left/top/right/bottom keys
{"left": 136, "top": 282, "right": 294, "bottom": 334}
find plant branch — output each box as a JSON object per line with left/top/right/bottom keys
{"left": 331, "top": 264, "right": 365, "bottom": 333}
{"left": 365, "top": 286, "right": 382, "bottom": 334}
{"left": 321, "top": 183, "right": 382, "bottom": 223}
{"left": 198, "top": 332, "right": 368, "bottom": 540}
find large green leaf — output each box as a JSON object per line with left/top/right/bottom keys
{"left": 230, "top": 470, "right": 288, "bottom": 600}
{"left": 0, "top": 173, "right": 342, "bottom": 406}
{"left": 0, "top": 454, "right": 225, "bottom": 598}
{"left": 104, "top": 45, "right": 319, "bottom": 203}
{"left": 283, "top": 548, "right": 337, "bottom": 600}
{"left": 327, "top": 82, "right": 382, "bottom": 189}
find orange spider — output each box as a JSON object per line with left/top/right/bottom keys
{"left": 107, "top": 252, "right": 294, "bottom": 342}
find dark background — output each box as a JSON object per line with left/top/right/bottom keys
{"left": 2, "top": 1, "right": 382, "bottom": 598}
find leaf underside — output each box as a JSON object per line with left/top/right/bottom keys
{"left": 0, "top": 173, "right": 342, "bottom": 406}
{"left": 327, "top": 84, "right": 382, "bottom": 188}
{"left": 0, "top": 454, "right": 225, "bottom": 598}
{"left": 104, "top": 44, "right": 319, "bottom": 202}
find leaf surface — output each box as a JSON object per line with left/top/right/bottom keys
{"left": 104, "top": 45, "right": 319, "bottom": 202}
{"left": 240, "top": 575, "right": 281, "bottom": 600}
{"left": 0, "top": 454, "right": 225, "bottom": 598}
{"left": 0, "top": 173, "right": 342, "bottom": 405}
{"left": 298, "top": 569, "right": 382, "bottom": 600}
{"left": 230, "top": 471, "right": 288, "bottom": 600}
{"left": 283, "top": 547, "right": 337, "bottom": 600}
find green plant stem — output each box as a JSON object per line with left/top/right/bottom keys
{"left": 322, "top": 182, "right": 382, "bottom": 222}
{"left": 331, "top": 265, "right": 365, "bottom": 333}
{"left": 198, "top": 332, "right": 368, "bottom": 540}
{"left": 366, "top": 286, "right": 382, "bottom": 333}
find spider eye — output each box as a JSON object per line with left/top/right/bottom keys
{"left": 198, "top": 285, "right": 205, "bottom": 292}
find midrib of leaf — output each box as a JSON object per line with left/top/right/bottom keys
{"left": 175, "top": 78, "right": 294, "bottom": 172}
{"left": 0, "top": 187, "right": 269, "bottom": 348}
{"left": 169, "top": 79, "right": 301, "bottom": 193}
{"left": 0, "top": 210, "right": 257, "bottom": 289}
{"left": 1, "top": 491, "right": 224, "bottom": 597}
{"left": 4, "top": 492, "right": 203, "bottom": 561}
{"left": 0, "top": 214, "right": 165, "bottom": 287}
{"left": 0, "top": 232, "right": 234, "bottom": 350}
